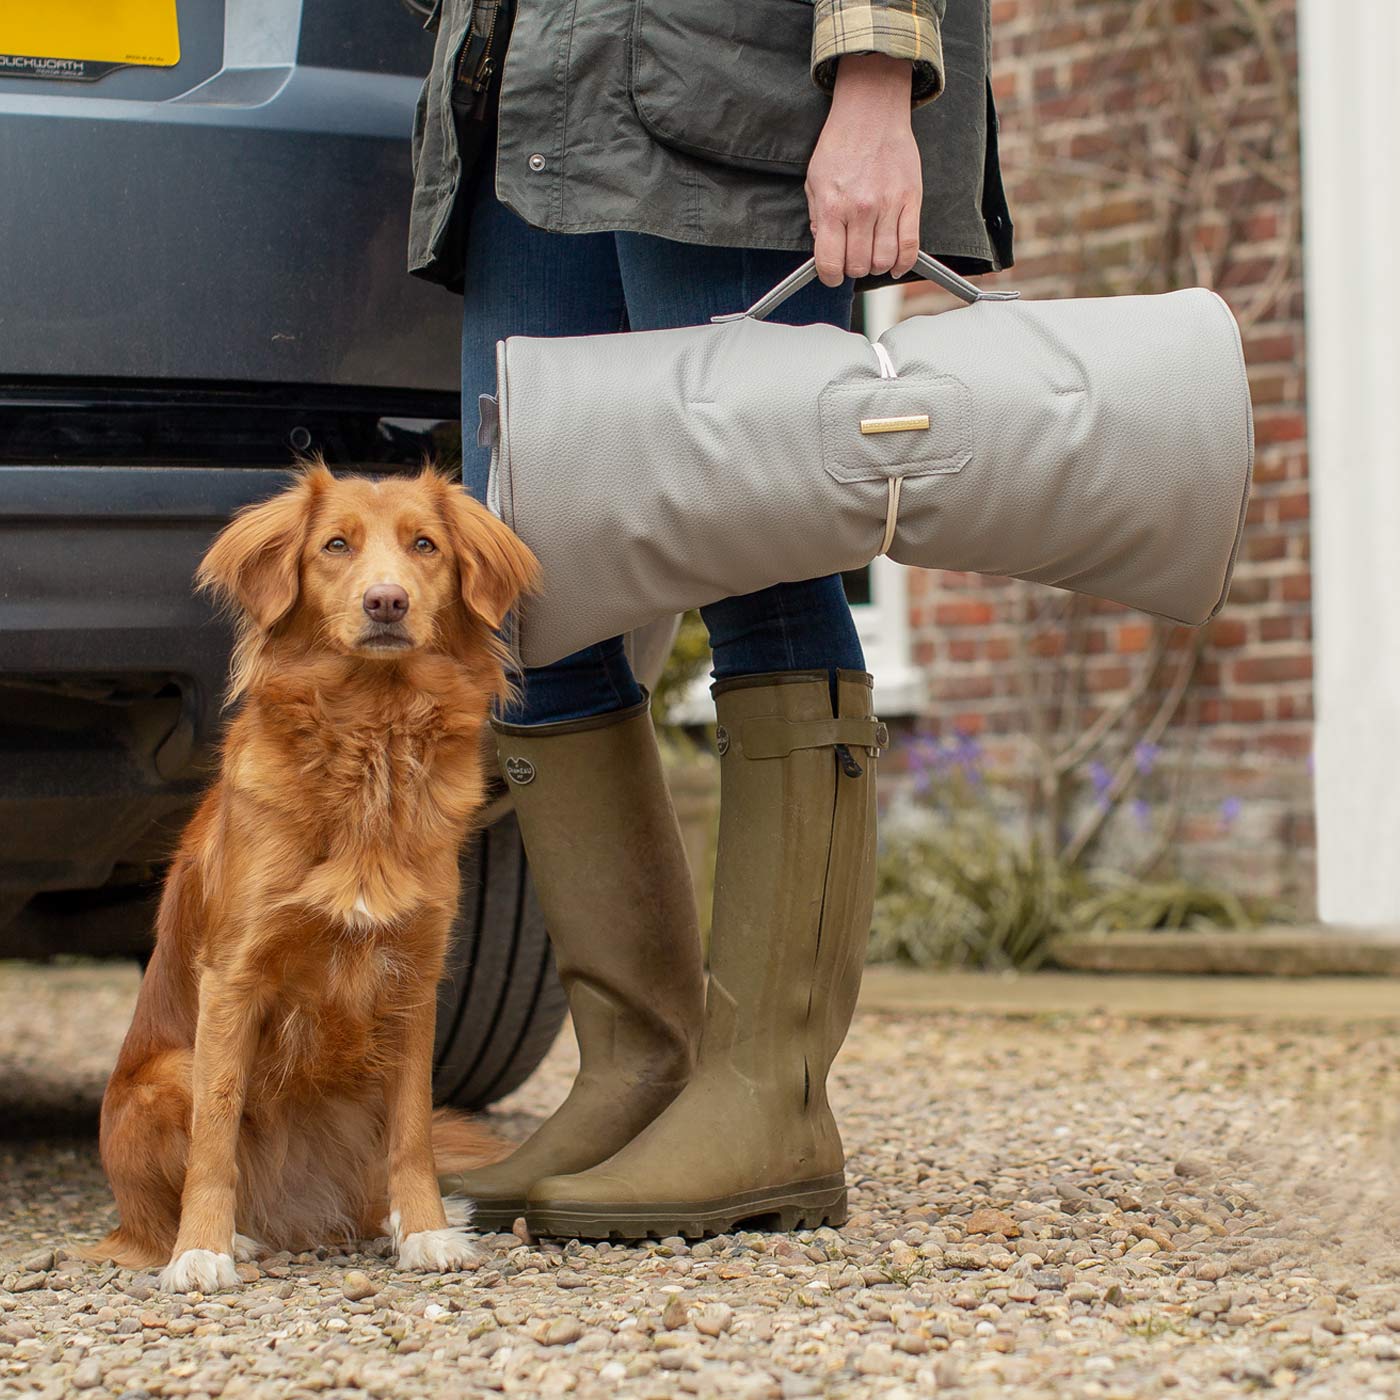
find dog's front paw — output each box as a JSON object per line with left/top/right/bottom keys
{"left": 159, "top": 1249, "right": 240, "bottom": 1294}
{"left": 396, "top": 1226, "right": 482, "bottom": 1273}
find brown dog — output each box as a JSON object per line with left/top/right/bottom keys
{"left": 87, "top": 464, "right": 538, "bottom": 1293}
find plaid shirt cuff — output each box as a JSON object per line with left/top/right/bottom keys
{"left": 811, "top": 0, "right": 945, "bottom": 106}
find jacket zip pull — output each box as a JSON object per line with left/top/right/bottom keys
{"left": 470, "top": 59, "right": 496, "bottom": 119}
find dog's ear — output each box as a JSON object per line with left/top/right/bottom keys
{"left": 434, "top": 477, "right": 540, "bottom": 630}
{"left": 197, "top": 465, "right": 330, "bottom": 628}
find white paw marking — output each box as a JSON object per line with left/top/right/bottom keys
{"left": 396, "top": 1225, "right": 481, "bottom": 1273}
{"left": 159, "top": 1249, "right": 239, "bottom": 1294}
{"left": 382, "top": 1209, "right": 403, "bottom": 1251}
{"left": 232, "top": 1233, "right": 265, "bottom": 1263}
{"left": 383, "top": 1198, "right": 477, "bottom": 1269}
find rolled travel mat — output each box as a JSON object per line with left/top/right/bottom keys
{"left": 483, "top": 254, "right": 1254, "bottom": 669}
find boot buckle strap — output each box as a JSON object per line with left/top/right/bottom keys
{"left": 734, "top": 716, "right": 887, "bottom": 761}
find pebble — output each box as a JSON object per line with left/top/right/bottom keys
{"left": 694, "top": 1304, "right": 733, "bottom": 1337}
{"left": 341, "top": 1270, "right": 376, "bottom": 1302}
{"left": 966, "top": 1208, "right": 1021, "bottom": 1238}
{"left": 1173, "top": 1156, "right": 1212, "bottom": 1179}
{"left": 2, "top": 961, "right": 1397, "bottom": 1400}
{"left": 534, "top": 1318, "right": 584, "bottom": 1347}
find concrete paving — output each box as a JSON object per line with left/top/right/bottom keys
{"left": 859, "top": 964, "right": 1400, "bottom": 1025}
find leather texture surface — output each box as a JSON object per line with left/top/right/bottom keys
{"left": 488, "top": 289, "right": 1254, "bottom": 669}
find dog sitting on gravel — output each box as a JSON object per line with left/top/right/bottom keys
{"left": 85, "top": 464, "right": 537, "bottom": 1293}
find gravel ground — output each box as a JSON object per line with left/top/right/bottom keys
{"left": 2, "top": 960, "right": 1398, "bottom": 1400}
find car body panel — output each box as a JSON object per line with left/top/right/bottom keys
{"left": 0, "top": 1, "right": 458, "bottom": 389}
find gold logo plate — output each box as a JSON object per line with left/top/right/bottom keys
{"left": 859, "top": 414, "right": 930, "bottom": 435}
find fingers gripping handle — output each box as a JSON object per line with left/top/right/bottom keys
{"left": 711, "top": 251, "right": 1020, "bottom": 324}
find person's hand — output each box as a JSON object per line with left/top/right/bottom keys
{"left": 805, "top": 54, "right": 921, "bottom": 287}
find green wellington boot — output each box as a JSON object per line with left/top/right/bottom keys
{"left": 525, "top": 670, "right": 886, "bottom": 1239}
{"left": 440, "top": 696, "right": 705, "bottom": 1230}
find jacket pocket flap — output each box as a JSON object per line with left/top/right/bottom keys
{"left": 629, "top": 0, "right": 826, "bottom": 176}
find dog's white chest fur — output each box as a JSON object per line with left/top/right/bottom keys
{"left": 343, "top": 891, "right": 383, "bottom": 932}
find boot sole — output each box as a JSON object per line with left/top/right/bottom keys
{"left": 459, "top": 1200, "right": 527, "bottom": 1234}
{"left": 526, "top": 1174, "right": 847, "bottom": 1241}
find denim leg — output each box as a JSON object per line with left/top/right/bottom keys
{"left": 461, "top": 188, "right": 643, "bottom": 725}
{"left": 614, "top": 237, "right": 867, "bottom": 686}
{"left": 699, "top": 578, "right": 866, "bottom": 689}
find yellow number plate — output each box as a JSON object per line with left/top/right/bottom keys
{"left": 1, "top": 0, "right": 180, "bottom": 69}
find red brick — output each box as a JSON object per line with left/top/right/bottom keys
{"left": 1244, "top": 532, "right": 1288, "bottom": 561}
{"left": 1254, "top": 412, "right": 1307, "bottom": 446}
{"left": 1086, "top": 664, "right": 1134, "bottom": 693}
{"left": 934, "top": 601, "right": 996, "bottom": 627}
{"left": 900, "top": 0, "right": 1314, "bottom": 906}
{"left": 1232, "top": 654, "right": 1313, "bottom": 686}
{"left": 1116, "top": 622, "right": 1154, "bottom": 653}
{"left": 1210, "top": 618, "right": 1249, "bottom": 648}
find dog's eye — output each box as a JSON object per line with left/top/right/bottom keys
{"left": 414, "top": 536, "right": 437, "bottom": 554}
{"left": 324, "top": 537, "right": 349, "bottom": 554}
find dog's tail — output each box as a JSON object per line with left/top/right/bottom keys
{"left": 431, "top": 1108, "right": 512, "bottom": 1173}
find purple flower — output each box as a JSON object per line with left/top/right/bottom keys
{"left": 1134, "top": 742, "right": 1160, "bottom": 776}
{"left": 1220, "top": 796, "right": 1242, "bottom": 829}
{"left": 1089, "top": 761, "right": 1113, "bottom": 795}
{"left": 1132, "top": 797, "right": 1152, "bottom": 829}
{"left": 950, "top": 731, "right": 984, "bottom": 785}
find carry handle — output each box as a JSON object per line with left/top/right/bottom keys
{"left": 711, "top": 250, "right": 1020, "bottom": 324}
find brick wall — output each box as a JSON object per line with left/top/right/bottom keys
{"left": 897, "top": 0, "right": 1313, "bottom": 907}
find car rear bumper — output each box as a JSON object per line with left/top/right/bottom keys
{"left": 0, "top": 465, "right": 289, "bottom": 909}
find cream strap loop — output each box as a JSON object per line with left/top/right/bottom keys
{"left": 871, "top": 343, "right": 902, "bottom": 558}
{"left": 879, "top": 478, "right": 903, "bottom": 557}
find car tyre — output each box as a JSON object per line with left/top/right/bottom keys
{"left": 431, "top": 808, "right": 567, "bottom": 1110}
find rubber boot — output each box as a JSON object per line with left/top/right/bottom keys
{"left": 525, "top": 670, "right": 886, "bottom": 1239}
{"left": 439, "top": 696, "right": 705, "bottom": 1230}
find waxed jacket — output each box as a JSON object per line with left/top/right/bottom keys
{"left": 407, "top": 0, "right": 1013, "bottom": 292}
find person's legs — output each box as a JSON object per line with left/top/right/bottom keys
{"left": 460, "top": 188, "right": 643, "bottom": 725}
{"left": 445, "top": 193, "right": 703, "bottom": 1227}
{"left": 613, "top": 236, "right": 866, "bottom": 687}
{"left": 526, "top": 240, "right": 883, "bottom": 1240}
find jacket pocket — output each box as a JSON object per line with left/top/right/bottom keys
{"left": 628, "top": 0, "right": 828, "bottom": 176}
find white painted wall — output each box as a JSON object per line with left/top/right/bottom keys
{"left": 1298, "top": 0, "right": 1400, "bottom": 923}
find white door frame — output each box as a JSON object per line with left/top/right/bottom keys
{"left": 1298, "top": 0, "right": 1400, "bottom": 924}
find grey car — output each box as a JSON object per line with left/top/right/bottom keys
{"left": 0, "top": 0, "right": 567, "bottom": 1109}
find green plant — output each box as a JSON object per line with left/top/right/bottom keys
{"left": 872, "top": 810, "right": 1067, "bottom": 970}
{"left": 650, "top": 611, "right": 712, "bottom": 732}
{"left": 870, "top": 758, "right": 1280, "bottom": 970}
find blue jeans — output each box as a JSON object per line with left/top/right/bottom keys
{"left": 461, "top": 191, "right": 866, "bottom": 726}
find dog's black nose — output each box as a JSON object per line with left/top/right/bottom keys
{"left": 363, "top": 584, "right": 410, "bottom": 622}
